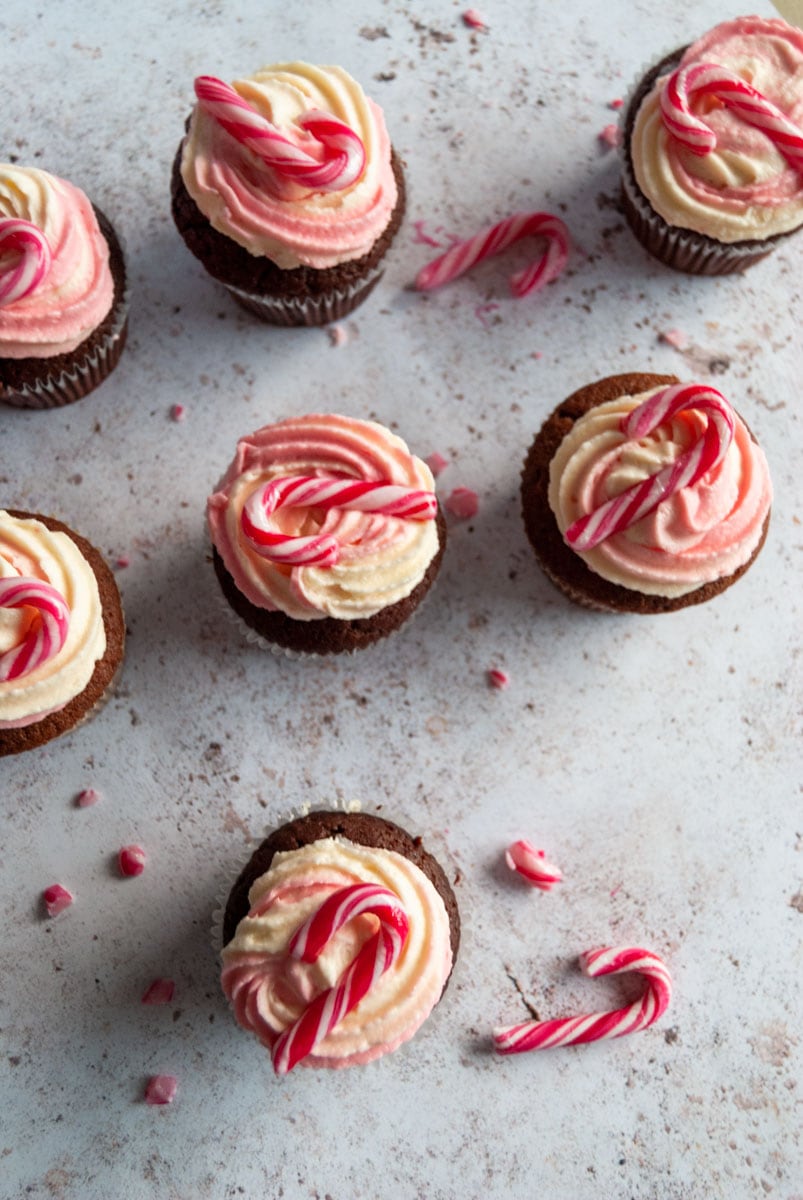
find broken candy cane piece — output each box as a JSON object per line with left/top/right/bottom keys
{"left": 462, "top": 9, "right": 487, "bottom": 29}
{"left": 144, "top": 1075, "right": 178, "bottom": 1105}
{"left": 487, "top": 668, "right": 510, "bottom": 690}
{"left": 118, "top": 845, "right": 147, "bottom": 877}
{"left": 43, "top": 884, "right": 74, "bottom": 917}
{"left": 141, "top": 979, "right": 176, "bottom": 1005}
{"left": 505, "top": 839, "right": 562, "bottom": 889}
{"left": 425, "top": 451, "right": 450, "bottom": 478}
{"left": 494, "top": 945, "right": 672, "bottom": 1054}
{"left": 76, "top": 787, "right": 101, "bottom": 808}
{"left": 444, "top": 487, "right": 479, "bottom": 519}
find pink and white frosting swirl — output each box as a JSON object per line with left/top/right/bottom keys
{"left": 180, "top": 62, "right": 398, "bottom": 270}
{"left": 207, "top": 414, "right": 440, "bottom": 621}
{"left": 0, "top": 166, "right": 114, "bottom": 358}
{"left": 548, "top": 386, "right": 772, "bottom": 597}
{"left": 221, "top": 836, "right": 453, "bottom": 1068}
{"left": 631, "top": 17, "right": 803, "bottom": 242}
{"left": 0, "top": 512, "right": 106, "bottom": 728}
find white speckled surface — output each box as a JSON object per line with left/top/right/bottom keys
{"left": 2, "top": 2, "right": 802, "bottom": 1197}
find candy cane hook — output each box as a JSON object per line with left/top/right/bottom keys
{"left": 0, "top": 219, "right": 53, "bottom": 307}
{"left": 0, "top": 577, "right": 70, "bottom": 682}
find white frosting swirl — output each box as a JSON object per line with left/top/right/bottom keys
{"left": 0, "top": 512, "right": 106, "bottom": 726}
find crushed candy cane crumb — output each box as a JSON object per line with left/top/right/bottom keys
{"left": 505, "top": 839, "right": 563, "bottom": 890}
{"left": 118, "top": 845, "right": 147, "bottom": 877}
{"left": 144, "top": 1075, "right": 178, "bottom": 1105}
{"left": 76, "top": 787, "right": 101, "bottom": 808}
{"left": 43, "top": 884, "right": 74, "bottom": 917}
{"left": 115, "top": 555, "right": 130, "bottom": 569}
{"left": 659, "top": 328, "right": 688, "bottom": 350}
{"left": 141, "top": 978, "right": 176, "bottom": 1006}
{"left": 598, "top": 124, "right": 620, "bottom": 148}
{"left": 488, "top": 668, "right": 510, "bottom": 689}
{"left": 609, "top": 98, "right": 624, "bottom": 110}
{"left": 425, "top": 451, "right": 450, "bottom": 477}
{"left": 170, "top": 404, "right": 186, "bottom": 422}
{"left": 445, "top": 487, "right": 479, "bottom": 519}
{"left": 462, "top": 8, "right": 487, "bottom": 29}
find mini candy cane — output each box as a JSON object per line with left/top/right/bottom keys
{"left": 415, "top": 211, "right": 570, "bottom": 298}
{"left": 271, "top": 882, "right": 409, "bottom": 1075}
{"left": 0, "top": 218, "right": 52, "bottom": 307}
{"left": 0, "top": 577, "right": 70, "bottom": 682}
{"left": 565, "top": 382, "right": 735, "bottom": 552}
{"left": 505, "top": 839, "right": 563, "bottom": 890}
{"left": 194, "top": 75, "right": 366, "bottom": 192}
{"left": 241, "top": 475, "right": 437, "bottom": 568}
{"left": 494, "top": 945, "right": 672, "bottom": 1054}
{"left": 661, "top": 62, "right": 803, "bottom": 171}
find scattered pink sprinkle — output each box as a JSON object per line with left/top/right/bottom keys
{"left": 445, "top": 486, "right": 479, "bottom": 520}
{"left": 141, "top": 978, "right": 176, "bottom": 1006}
{"left": 659, "top": 327, "right": 688, "bottom": 351}
{"left": 43, "top": 884, "right": 74, "bottom": 917}
{"left": 170, "top": 404, "right": 186, "bottom": 422}
{"left": 144, "top": 1075, "right": 178, "bottom": 1106}
{"left": 76, "top": 787, "right": 101, "bottom": 808}
{"left": 462, "top": 8, "right": 487, "bottom": 29}
{"left": 598, "top": 124, "right": 620, "bottom": 148}
{"left": 118, "top": 844, "right": 147, "bottom": 877}
{"left": 115, "top": 555, "right": 130, "bottom": 569}
{"left": 425, "top": 451, "right": 450, "bottom": 477}
{"left": 488, "top": 668, "right": 510, "bottom": 690}
{"left": 610, "top": 882, "right": 623, "bottom": 898}
{"left": 412, "top": 219, "right": 443, "bottom": 249}
{"left": 327, "top": 323, "right": 349, "bottom": 348}
{"left": 609, "top": 98, "right": 624, "bottom": 110}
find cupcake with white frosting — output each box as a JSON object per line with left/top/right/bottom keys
{"left": 621, "top": 16, "right": 803, "bottom": 274}
{"left": 171, "top": 62, "right": 405, "bottom": 325}
{"left": 0, "top": 165, "right": 128, "bottom": 407}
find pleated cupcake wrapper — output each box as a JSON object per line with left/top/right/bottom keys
{"left": 224, "top": 265, "right": 384, "bottom": 328}
{"left": 2, "top": 229, "right": 131, "bottom": 409}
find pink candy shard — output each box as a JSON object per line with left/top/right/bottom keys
{"left": 141, "top": 978, "right": 176, "bottom": 1006}
{"left": 425, "top": 451, "right": 449, "bottom": 477}
{"left": 118, "top": 844, "right": 146, "bottom": 877}
{"left": 144, "top": 1075, "right": 178, "bottom": 1105}
{"left": 609, "top": 98, "right": 624, "bottom": 110}
{"left": 170, "top": 404, "right": 186, "bottom": 422}
{"left": 488, "top": 668, "right": 510, "bottom": 690}
{"left": 598, "top": 124, "right": 620, "bottom": 148}
{"left": 462, "top": 8, "right": 487, "bottom": 29}
{"left": 445, "top": 487, "right": 479, "bottom": 519}
{"left": 659, "top": 328, "right": 688, "bottom": 350}
{"left": 42, "top": 884, "right": 74, "bottom": 917}
{"left": 505, "top": 839, "right": 563, "bottom": 890}
{"left": 76, "top": 787, "right": 100, "bottom": 808}
{"left": 115, "top": 555, "right": 130, "bottom": 569}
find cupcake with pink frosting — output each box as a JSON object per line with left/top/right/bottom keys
{"left": 621, "top": 16, "right": 803, "bottom": 274}
{"left": 220, "top": 809, "right": 460, "bottom": 1073}
{"left": 520, "top": 372, "right": 773, "bottom": 613}
{"left": 0, "top": 165, "right": 128, "bottom": 407}
{"left": 171, "top": 62, "right": 405, "bottom": 325}
{"left": 207, "top": 413, "right": 446, "bottom": 654}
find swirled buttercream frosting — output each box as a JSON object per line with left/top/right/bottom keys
{"left": 0, "top": 166, "right": 114, "bottom": 357}
{"left": 548, "top": 387, "right": 772, "bottom": 597}
{"left": 631, "top": 17, "right": 803, "bottom": 242}
{"left": 207, "top": 414, "right": 440, "bottom": 621}
{"left": 221, "top": 836, "right": 453, "bottom": 1068}
{"left": 0, "top": 511, "right": 106, "bottom": 727}
{"left": 180, "top": 62, "right": 398, "bottom": 270}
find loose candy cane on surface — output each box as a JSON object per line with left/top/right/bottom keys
{"left": 565, "top": 382, "right": 735, "bottom": 552}
{"left": 241, "top": 475, "right": 437, "bottom": 568}
{"left": 505, "top": 839, "right": 563, "bottom": 890}
{"left": 194, "top": 75, "right": 366, "bottom": 192}
{"left": 0, "top": 577, "right": 70, "bottom": 683}
{"left": 494, "top": 945, "right": 672, "bottom": 1054}
{"left": 415, "top": 211, "right": 570, "bottom": 297}
{"left": 0, "top": 219, "right": 53, "bottom": 307}
{"left": 661, "top": 62, "right": 803, "bottom": 171}
{"left": 270, "top": 883, "right": 409, "bottom": 1075}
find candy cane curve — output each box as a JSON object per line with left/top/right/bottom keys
{"left": 270, "top": 882, "right": 410, "bottom": 1074}
{"left": 415, "top": 211, "right": 570, "bottom": 298}
{"left": 494, "top": 945, "right": 672, "bottom": 1054}
{"left": 0, "top": 218, "right": 53, "bottom": 307}
{"left": 505, "top": 839, "right": 563, "bottom": 890}
{"left": 193, "top": 75, "right": 366, "bottom": 192}
{"left": 661, "top": 61, "right": 803, "bottom": 171}
{"left": 241, "top": 474, "right": 438, "bottom": 568}
{"left": 565, "top": 382, "right": 735, "bottom": 552}
{"left": 0, "top": 577, "right": 70, "bottom": 683}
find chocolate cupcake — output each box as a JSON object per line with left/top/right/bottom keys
{"left": 221, "top": 809, "right": 460, "bottom": 1072}
{"left": 521, "top": 373, "right": 772, "bottom": 613}
{"left": 621, "top": 17, "right": 803, "bottom": 274}
{"left": 0, "top": 165, "right": 128, "bottom": 407}
{"left": 0, "top": 510, "right": 125, "bottom": 754}
{"left": 207, "top": 413, "right": 446, "bottom": 654}
{"left": 171, "top": 62, "right": 405, "bottom": 325}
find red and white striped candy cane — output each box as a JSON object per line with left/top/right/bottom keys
{"left": 415, "top": 211, "right": 570, "bottom": 298}
{"left": 193, "top": 75, "right": 366, "bottom": 192}
{"left": 565, "top": 382, "right": 735, "bottom": 552}
{"left": 0, "top": 218, "right": 52, "bottom": 307}
{"left": 271, "top": 882, "right": 409, "bottom": 1075}
{"left": 661, "top": 61, "right": 803, "bottom": 171}
{"left": 494, "top": 945, "right": 672, "bottom": 1054}
{"left": 241, "top": 474, "right": 438, "bottom": 568}
{"left": 505, "top": 839, "right": 563, "bottom": 891}
{"left": 0, "top": 577, "right": 70, "bottom": 682}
